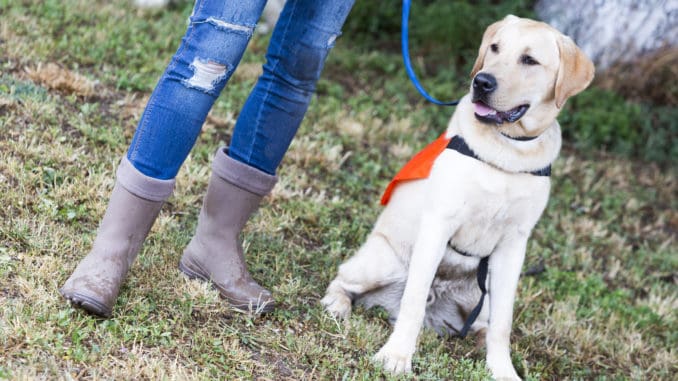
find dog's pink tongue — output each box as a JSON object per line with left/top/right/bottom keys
{"left": 474, "top": 102, "right": 496, "bottom": 116}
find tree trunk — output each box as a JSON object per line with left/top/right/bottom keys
{"left": 535, "top": 0, "right": 677, "bottom": 70}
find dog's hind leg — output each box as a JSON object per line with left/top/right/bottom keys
{"left": 321, "top": 233, "right": 406, "bottom": 319}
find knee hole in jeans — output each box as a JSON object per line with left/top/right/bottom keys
{"left": 182, "top": 58, "right": 230, "bottom": 93}
{"left": 179, "top": 17, "right": 257, "bottom": 93}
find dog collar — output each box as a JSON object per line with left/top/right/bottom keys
{"left": 447, "top": 136, "right": 551, "bottom": 177}
{"left": 501, "top": 132, "right": 538, "bottom": 141}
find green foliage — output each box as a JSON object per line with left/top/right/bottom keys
{"left": 561, "top": 88, "right": 641, "bottom": 154}
{"left": 637, "top": 103, "right": 678, "bottom": 164}
{"left": 345, "top": 0, "right": 536, "bottom": 69}
{"left": 544, "top": 270, "right": 662, "bottom": 327}
{"left": 0, "top": 75, "right": 48, "bottom": 101}
{"left": 561, "top": 88, "right": 678, "bottom": 165}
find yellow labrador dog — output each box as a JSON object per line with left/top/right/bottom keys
{"left": 321, "top": 15, "right": 594, "bottom": 380}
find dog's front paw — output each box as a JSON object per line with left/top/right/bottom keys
{"left": 491, "top": 373, "right": 521, "bottom": 381}
{"left": 320, "top": 289, "right": 352, "bottom": 319}
{"left": 487, "top": 355, "right": 521, "bottom": 381}
{"left": 372, "top": 344, "right": 413, "bottom": 374}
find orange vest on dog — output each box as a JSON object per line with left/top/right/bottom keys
{"left": 380, "top": 133, "right": 451, "bottom": 205}
{"left": 381, "top": 132, "right": 552, "bottom": 205}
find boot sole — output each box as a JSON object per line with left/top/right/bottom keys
{"left": 178, "top": 259, "right": 275, "bottom": 314}
{"left": 60, "top": 288, "right": 112, "bottom": 318}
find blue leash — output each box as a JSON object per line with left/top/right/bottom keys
{"left": 401, "top": 0, "right": 459, "bottom": 106}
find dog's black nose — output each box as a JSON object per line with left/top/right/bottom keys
{"left": 473, "top": 73, "right": 497, "bottom": 94}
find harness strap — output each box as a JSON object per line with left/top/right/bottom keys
{"left": 446, "top": 136, "right": 549, "bottom": 337}
{"left": 459, "top": 256, "right": 489, "bottom": 338}
{"left": 447, "top": 136, "right": 552, "bottom": 177}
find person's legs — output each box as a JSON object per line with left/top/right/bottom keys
{"left": 128, "top": 0, "right": 268, "bottom": 179}
{"left": 229, "top": 0, "right": 356, "bottom": 174}
{"left": 180, "top": 0, "right": 356, "bottom": 312}
{"left": 61, "top": 0, "right": 267, "bottom": 317}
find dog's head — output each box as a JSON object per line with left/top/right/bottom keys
{"left": 469, "top": 15, "right": 594, "bottom": 133}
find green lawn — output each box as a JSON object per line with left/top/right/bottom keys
{"left": 1, "top": 1, "right": 676, "bottom": 380}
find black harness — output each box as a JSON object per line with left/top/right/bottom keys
{"left": 446, "top": 135, "right": 551, "bottom": 338}
{"left": 447, "top": 135, "right": 552, "bottom": 177}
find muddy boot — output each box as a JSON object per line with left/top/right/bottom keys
{"left": 179, "top": 147, "right": 277, "bottom": 313}
{"left": 60, "top": 157, "right": 175, "bottom": 317}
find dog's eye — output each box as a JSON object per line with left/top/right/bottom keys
{"left": 490, "top": 43, "right": 499, "bottom": 53}
{"left": 520, "top": 54, "right": 539, "bottom": 66}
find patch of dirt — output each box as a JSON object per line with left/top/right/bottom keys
{"left": 249, "top": 349, "right": 296, "bottom": 380}
{"left": 0, "top": 96, "right": 14, "bottom": 112}
{"left": 25, "top": 62, "right": 98, "bottom": 97}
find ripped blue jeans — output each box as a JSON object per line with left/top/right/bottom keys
{"left": 127, "top": 0, "right": 355, "bottom": 179}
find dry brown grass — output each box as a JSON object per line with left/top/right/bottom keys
{"left": 596, "top": 47, "right": 678, "bottom": 105}
{"left": 25, "top": 63, "right": 98, "bottom": 97}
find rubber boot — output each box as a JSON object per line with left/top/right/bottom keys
{"left": 179, "top": 147, "right": 277, "bottom": 313}
{"left": 60, "top": 157, "right": 175, "bottom": 317}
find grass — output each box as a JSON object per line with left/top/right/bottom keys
{"left": 1, "top": 1, "right": 676, "bottom": 380}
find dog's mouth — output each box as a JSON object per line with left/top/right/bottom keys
{"left": 473, "top": 101, "right": 529, "bottom": 124}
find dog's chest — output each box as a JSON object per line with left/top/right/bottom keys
{"left": 431, "top": 152, "right": 550, "bottom": 258}
{"left": 449, "top": 196, "right": 523, "bottom": 257}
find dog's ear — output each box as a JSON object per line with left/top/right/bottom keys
{"left": 470, "top": 16, "right": 512, "bottom": 78}
{"left": 554, "top": 35, "right": 595, "bottom": 108}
